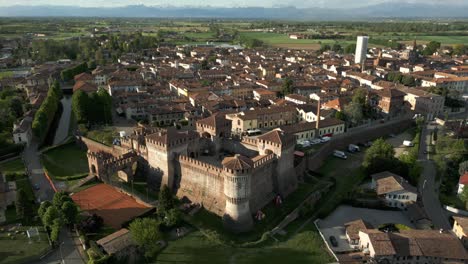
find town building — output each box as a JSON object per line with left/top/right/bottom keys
{"left": 371, "top": 171, "right": 418, "bottom": 209}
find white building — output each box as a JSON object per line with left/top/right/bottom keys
{"left": 12, "top": 117, "right": 32, "bottom": 146}
{"left": 355, "top": 36, "right": 369, "bottom": 64}
{"left": 458, "top": 173, "right": 468, "bottom": 194}
{"left": 371, "top": 171, "right": 418, "bottom": 209}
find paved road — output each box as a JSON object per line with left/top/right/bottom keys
{"left": 33, "top": 227, "right": 84, "bottom": 264}
{"left": 417, "top": 123, "right": 451, "bottom": 230}
{"left": 23, "top": 141, "right": 55, "bottom": 202}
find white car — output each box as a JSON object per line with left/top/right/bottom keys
{"left": 310, "top": 139, "right": 321, "bottom": 145}
{"left": 320, "top": 136, "right": 331, "bottom": 143}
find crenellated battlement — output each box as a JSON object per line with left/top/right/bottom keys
{"left": 241, "top": 137, "right": 258, "bottom": 146}
{"left": 253, "top": 153, "right": 276, "bottom": 168}
{"left": 179, "top": 155, "right": 223, "bottom": 175}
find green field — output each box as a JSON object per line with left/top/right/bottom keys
{"left": 155, "top": 223, "right": 333, "bottom": 264}
{"left": 0, "top": 226, "right": 51, "bottom": 264}
{"left": 41, "top": 142, "right": 89, "bottom": 181}
{"left": 0, "top": 158, "right": 25, "bottom": 175}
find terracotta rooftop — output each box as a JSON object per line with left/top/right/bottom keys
{"left": 459, "top": 173, "right": 468, "bottom": 185}
{"left": 372, "top": 171, "right": 417, "bottom": 195}
{"left": 257, "top": 129, "right": 295, "bottom": 146}
{"left": 222, "top": 154, "right": 253, "bottom": 171}
{"left": 344, "top": 219, "right": 373, "bottom": 241}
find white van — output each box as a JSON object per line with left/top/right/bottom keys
{"left": 403, "top": 140, "right": 414, "bottom": 147}
{"left": 333, "top": 150, "right": 348, "bottom": 159}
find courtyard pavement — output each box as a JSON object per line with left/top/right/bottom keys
{"left": 317, "top": 205, "right": 415, "bottom": 253}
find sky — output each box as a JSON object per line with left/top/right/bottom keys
{"left": 0, "top": 0, "right": 467, "bottom": 8}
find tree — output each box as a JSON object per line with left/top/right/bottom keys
{"left": 72, "top": 90, "right": 90, "bottom": 124}
{"left": 9, "top": 97, "right": 24, "bottom": 118}
{"left": 53, "top": 191, "right": 73, "bottom": 208}
{"left": 344, "top": 43, "right": 357, "bottom": 54}
{"left": 38, "top": 201, "right": 52, "bottom": 220}
{"left": 61, "top": 201, "right": 79, "bottom": 225}
{"left": 363, "top": 138, "right": 398, "bottom": 174}
{"left": 15, "top": 188, "right": 30, "bottom": 220}
{"left": 459, "top": 161, "right": 468, "bottom": 176}
{"left": 163, "top": 208, "right": 182, "bottom": 228}
{"left": 352, "top": 88, "right": 367, "bottom": 106}
{"left": 78, "top": 214, "right": 103, "bottom": 233}
{"left": 453, "top": 44, "right": 466, "bottom": 56}
{"left": 129, "top": 218, "right": 162, "bottom": 256}
{"left": 42, "top": 206, "right": 62, "bottom": 229}
{"left": 281, "top": 78, "right": 294, "bottom": 96}
{"left": 158, "top": 185, "right": 174, "bottom": 213}
{"left": 50, "top": 218, "right": 63, "bottom": 242}
{"left": 334, "top": 111, "right": 346, "bottom": 121}
{"left": 422, "top": 41, "right": 441, "bottom": 56}
{"left": 344, "top": 103, "right": 363, "bottom": 124}
{"left": 401, "top": 75, "right": 416, "bottom": 86}
{"left": 332, "top": 43, "right": 342, "bottom": 53}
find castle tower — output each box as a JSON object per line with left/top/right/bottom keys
{"left": 257, "top": 130, "right": 297, "bottom": 197}
{"left": 222, "top": 154, "right": 254, "bottom": 233}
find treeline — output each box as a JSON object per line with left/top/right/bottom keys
{"left": 72, "top": 89, "right": 112, "bottom": 126}
{"left": 32, "top": 81, "right": 62, "bottom": 140}
{"left": 30, "top": 32, "right": 159, "bottom": 63}
{"left": 233, "top": 35, "right": 265, "bottom": 48}
{"left": 60, "top": 62, "right": 88, "bottom": 82}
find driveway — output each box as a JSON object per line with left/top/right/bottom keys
{"left": 417, "top": 123, "right": 451, "bottom": 230}
{"left": 318, "top": 205, "right": 415, "bottom": 228}
{"left": 23, "top": 141, "right": 55, "bottom": 202}
{"left": 22, "top": 141, "right": 84, "bottom": 263}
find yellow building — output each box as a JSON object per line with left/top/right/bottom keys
{"left": 453, "top": 216, "right": 468, "bottom": 249}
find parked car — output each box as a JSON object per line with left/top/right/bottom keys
{"left": 320, "top": 136, "right": 331, "bottom": 143}
{"left": 310, "top": 139, "right": 321, "bottom": 145}
{"left": 333, "top": 150, "right": 348, "bottom": 160}
{"left": 348, "top": 144, "right": 360, "bottom": 153}
{"left": 33, "top": 184, "right": 40, "bottom": 190}
{"left": 329, "top": 236, "right": 338, "bottom": 247}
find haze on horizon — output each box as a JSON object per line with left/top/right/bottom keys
{"left": 1, "top": 0, "right": 467, "bottom": 8}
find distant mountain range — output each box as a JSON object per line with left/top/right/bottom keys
{"left": 1, "top": 3, "right": 468, "bottom": 20}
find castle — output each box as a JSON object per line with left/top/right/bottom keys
{"left": 84, "top": 114, "right": 298, "bottom": 232}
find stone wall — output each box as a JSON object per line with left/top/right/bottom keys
{"left": 249, "top": 161, "right": 275, "bottom": 212}
{"left": 176, "top": 155, "right": 225, "bottom": 216}
{"left": 307, "top": 117, "right": 414, "bottom": 171}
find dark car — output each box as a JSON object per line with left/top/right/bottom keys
{"left": 329, "top": 236, "right": 338, "bottom": 247}
{"left": 33, "top": 184, "right": 40, "bottom": 190}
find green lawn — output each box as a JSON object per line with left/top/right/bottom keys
{"left": 155, "top": 223, "right": 333, "bottom": 264}
{"left": 0, "top": 226, "right": 51, "bottom": 264}
{"left": 41, "top": 142, "right": 89, "bottom": 180}
{"left": 86, "top": 127, "right": 117, "bottom": 146}
{"left": 314, "top": 152, "right": 367, "bottom": 217}
{"left": 0, "top": 158, "right": 25, "bottom": 175}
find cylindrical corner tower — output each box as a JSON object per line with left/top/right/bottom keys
{"left": 222, "top": 154, "right": 254, "bottom": 233}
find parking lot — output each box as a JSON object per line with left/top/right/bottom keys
{"left": 386, "top": 131, "right": 414, "bottom": 157}
{"left": 317, "top": 205, "right": 415, "bottom": 253}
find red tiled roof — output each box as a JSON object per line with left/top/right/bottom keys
{"left": 459, "top": 173, "right": 468, "bottom": 185}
